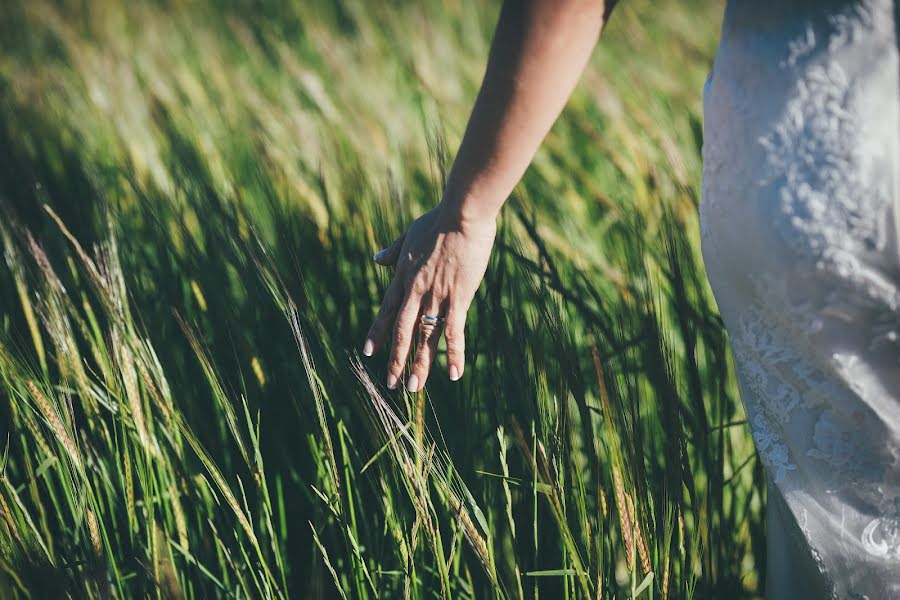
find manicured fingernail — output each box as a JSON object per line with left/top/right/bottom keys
{"left": 362, "top": 339, "right": 374, "bottom": 357}
{"left": 387, "top": 374, "right": 398, "bottom": 389}
{"left": 406, "top": 374, "right": 419, "bottom": 392}
{"left": 449, "top": 366, "right": 460, "bottom": 381}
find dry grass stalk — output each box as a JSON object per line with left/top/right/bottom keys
{"left": 27, "top": 379, "right": 82, "bottom": 470}
{"left": 613, "top": 466, "right": 633, "bottom": 571}
{"left": 446, "top": 486, "right": 491, "bottom": 572}
{"left": 1, "top": 226, "right": 47, "bottom": 372}
{"left": 289, "top": 301, "right": 341, "bottom": 503}
{"left": 44, "top": 205, "right": 108, "bottom": 295}
{"left": 662, "top": 556, "right": 671, "bottom": 600}
{"left": 497, "top": 426, "right": 524, "bottom": 599}
{"left": 25, "top": 232, "right": 64, "bottom": 293}
{"left": 178, "top": 416, "right": 256, "bottom": 545}
{"left": 118, "top": 337, "right": 155, "bottom": 456}
{"left": 87, "top": 508, "right": 103, "bottom": 559}
{"left": 20, "top": 405, "right": 54, "bottom": 462}
{"left": 497, "top": 427, "right": 515, "bottom": 539}
{"left": 413, "top": 445, "right": 438, "bottom": 547}
{"left": 210, "top": 464, "right": 254, "bottom": 543}
{"left": 0, "top": 485, "right": 26, "bottom": 554}
{"left": 124, "top": 456, "right": 136, "bottom": 530}
{"left": 309, "top": 521, "right": 349, "bottom": 600}
{"left": 626, "top": 491, "right": 652, "bottom": 574}
{"left": 352, "top": 358, "right": 493, "bottom": 579}
{"left": 136, "top": 354, "right": 173, "bottom": 434}
{"left": 636, "top": 520, "right": 652, "bottom": 575}
{"left": 153, "top": 521, "right": 184, "bottom": 600}
{"left": 170, "top": 483, "right": 189, "bottom": 550}
{"left": 410, "top": 512, "right": 421, "bottom": 561}
{"left": 394, "top": 510, "right": 419, "bottom": 600}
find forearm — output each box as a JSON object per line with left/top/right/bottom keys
{"left": 442, "top": 0, "right": 612, "bottom": 225}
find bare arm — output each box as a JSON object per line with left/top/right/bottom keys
{"left": 364, "top": 0, "right": 614, "bottom": 391}
{"left": 445, "top": 0, "right": 612, "bottom": 225}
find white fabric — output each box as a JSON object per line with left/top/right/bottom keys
{"left": 699, "top": 1, "right": 900, "bottom": 597}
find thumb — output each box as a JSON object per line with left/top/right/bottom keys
{"left": 373, "top": 233, "right": 406, "bottom": 266}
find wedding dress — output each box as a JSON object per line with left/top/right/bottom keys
{"left": 699, "top": 0, "right": 900, "bottom": 597}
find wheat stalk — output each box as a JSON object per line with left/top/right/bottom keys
{"left": 86, "top": 508, "right": 103, "bottom": 559}
{"left": 27, "top": 380, "right": 81, "bottom": 471}
{"left": 613, "top": 466, "right": 633, "bottom": 571}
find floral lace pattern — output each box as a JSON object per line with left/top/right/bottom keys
{"left": 700, "top": 0, "right": 900, "bottom": 597}
{"left": 862, "top": 499, "right": 900, "bottom": 561}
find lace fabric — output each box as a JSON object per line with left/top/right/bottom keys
{"left": 699, "top": 1, "right": 900, "bottom": 597}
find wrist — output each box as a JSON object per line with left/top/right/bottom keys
{"left": 439, "top": 187, "right": 500, "bottom": 232}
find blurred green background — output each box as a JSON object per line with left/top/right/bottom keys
{"left": 0, "top": 1, "right": 766, "bottom": 598}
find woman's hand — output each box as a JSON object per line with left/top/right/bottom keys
{"left": 363, "top": 204, "right": 496, "bottom": 391}
{"left": 360, "top": 0, "right": 610, "bottom": 392}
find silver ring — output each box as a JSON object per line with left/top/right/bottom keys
{"left": 420, "top": 314, "right": 445, "bottom": 326}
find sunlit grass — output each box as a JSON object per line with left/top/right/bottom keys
{"left": 0, "top": 1, "right": 765, "bottom": 598}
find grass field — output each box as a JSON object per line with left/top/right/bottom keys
{"left": 0, "top": 1, "right": 767, "bottom": 598}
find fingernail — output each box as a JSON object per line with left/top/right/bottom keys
{"left": 387, "top": 374, "right": 398, "bottom": 389}
{"left": 449, "top": 365, "right": 460, "bottom": 381}
{"left": 406, "top": 374, "right": 419, "bottom": 392}
{"left": 362, "top": 339, "right": 374, "bottom": 357}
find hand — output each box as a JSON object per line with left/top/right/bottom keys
{"left": 362, "top": 203, "right": 496, "bottom": 391}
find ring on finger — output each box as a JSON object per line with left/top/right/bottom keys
{"left": 419, "top": 314, "right": 445, "bottom": 337}
{"left": 420, "top": 313, "right": 445, "bottom": 326}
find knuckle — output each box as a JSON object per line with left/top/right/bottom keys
{"left": 388, "top": 354, "right": 405, "bottom": 371}
{"left": 446, "top": 340, "right": 464, "bottom": 356}
{"left": 445, "top": 330, "right": 464, "bottom": 354}
{"left": 445, "top": 317, "right": 464, "bottom": 336}
{"left": 393, "top": 324, "right": 410, "bottom": 345}
{"left": 414, "top": 354, "right": 429, "bottom": 370}
{"left": 409, "top": 278, "right": 428, "bottom": 296}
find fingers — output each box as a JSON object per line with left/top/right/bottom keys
{"left": 406, "top": 297, "right": 447, "bottom": 392}
{"left": 363, "top": 275, "right": 404, "bottom": 357}
{"left": 444, "top": 306, "right": 466, "bottom": 382}
{"left": 364, "top": 281, "right": 467, "bottom": 389}
{"left": 373, "top": 233, "right": 407, "bottom": 266}
{"left": 366, "top": 226, "right": 468, "bottom": 389}
{"left": 386, "top": 292, "right": 421, "bottom": 389}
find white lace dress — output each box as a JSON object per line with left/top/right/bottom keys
{"left": 699, "top": 1, "right": 900, "bottom": 597}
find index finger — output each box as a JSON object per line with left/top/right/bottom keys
{"left": 363, "top": 274, "right": 404, "bottom": 357}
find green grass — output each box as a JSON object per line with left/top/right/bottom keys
{"left": 0, "top": 0, "right": 766, "bottom": 598}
